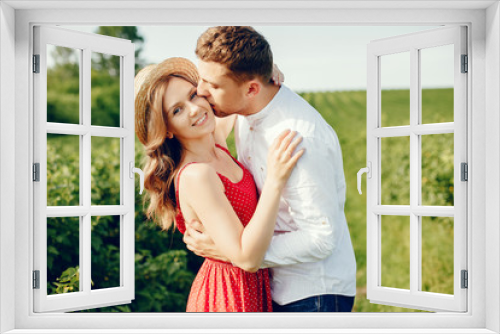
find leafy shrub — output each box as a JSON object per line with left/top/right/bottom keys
{"left": 47, "top": 137, "right": 195, "bottom": 312}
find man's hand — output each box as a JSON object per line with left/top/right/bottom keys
{"left": 183, "top": 220, "right": 230, "bottom": 262}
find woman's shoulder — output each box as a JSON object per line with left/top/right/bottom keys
{"left": 177, "top": 162, "right": 225, "bottom": 205}
{"left": 178, "top": 162, "right": 220, "bottom": 190}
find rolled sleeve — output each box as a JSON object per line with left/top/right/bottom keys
{"left": 261, "top": 135, "right": 347, "bottom": 268}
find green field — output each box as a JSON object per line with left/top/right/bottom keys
{"left": 47, "top": 88, "right": 455, "bottom": 312}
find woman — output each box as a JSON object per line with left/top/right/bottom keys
{"left": 134, "top": 57, "right": 303, "bottom": 312}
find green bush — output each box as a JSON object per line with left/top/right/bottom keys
{"left": 46, "top": 137, "right": 195, "bottom": 312}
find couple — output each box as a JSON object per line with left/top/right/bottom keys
{"left": 134, "top": 26, "right": 356, "bottom": 313}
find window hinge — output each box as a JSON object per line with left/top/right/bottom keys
{"left": 461, "top": 270, "right": 468, "bottom": 289}
{"left": 33, "top": 270, "right": 40, "bottom": 289}
{"left": 461, "top": 162, "right": 468, "bottom": 181}
{"left": 33, "top": 163, "right": 40, "bottom": 182}
{"left": 33, "top": 54, "right": 40, "bottom": 73}
{"left": 461, "top": 54, "right": 468, "bottom": 73}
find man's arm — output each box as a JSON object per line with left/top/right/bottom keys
{"left": 260, "top": 134, "right": 346, "bottom": 268}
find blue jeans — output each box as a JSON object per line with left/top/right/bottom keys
{"left": 272, "top": 294, "right": 355, "bottom": 312}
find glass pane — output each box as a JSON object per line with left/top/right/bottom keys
{"left": 47, "top": 217, "right": 80, "bottom": 295}
{"left": 421, "top": 133, "right": 454, "bottom": 206}
{"left": 91, "top": 137, "right": 121, "bottom": 206}
{"left": 381, "top": 136, "right": 410, "bottom": 205}
{"left": 47, "top": 134, "right": 80, "bottom": 206}
{"left": 421, "top": 216, "right": 454, "bottom": 294}
{"left": 381, "top": 215, "right": 410, "bottom": 290}
{"left": 421, "top": 45, "right": 454, "bottom": 124}
{"left": 91, "top": 52, "right": 121, "bottom": 127}
{"left": 91, "top": 215, "right": 121, "bottom": 290}
{"left": 46, "top": 44, "right": 80, "bottom": 124}
{"left": 381, "top": 52, "right": 410, "bottom": 127}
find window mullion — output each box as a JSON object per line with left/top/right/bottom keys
{"left": 78, "top": 48, "right": 85, "bottom": 293}
{"left": 409, "top": 47, "right": 420, "bottom": 294}
{"left": 82, "top": 47, "right": 92, "bottom": 294}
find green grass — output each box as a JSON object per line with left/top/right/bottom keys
{"left": 47, "top": 88, "right": 454, "bottom": 312}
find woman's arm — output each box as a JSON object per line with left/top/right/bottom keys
{"left": 213, "top": 115, "right": 237, "bottom": 149}
{"left": 179, "top": 130, "right": 303, "bottom": 272}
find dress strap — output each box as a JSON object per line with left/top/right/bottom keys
{"left": 215, "top": 143, "right": 243, "bottom": 168}
{"left": 177, "top": 144, "right": 238, "bottom": 199}
{"left": 215, "top": 143, "right": 232, "bottom": 156}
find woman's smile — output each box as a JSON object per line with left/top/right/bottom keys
{"left": 192, "top": 113, "right": 208, "bottom": 127}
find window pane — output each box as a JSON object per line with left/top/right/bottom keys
{"left": 91, "top": 215, "right": 121, "bottom": 290}
{"left": 381, "top": 52, "right": 410, "bottom": 127}
{"left": 381, "top": 136, "right": 410, "bottom": 205}
{"left": 421, "top": 216, "right": 454, "bottom": 294}
{"left": 47, "top": 217, "right": 80, "bottom": 295}
{"left": 91, "top": 137, "right": 121, "bottom": 205}
{"left": 91, "top": 52, "right": 121, "bottom": 127}
{"left": 381, "top": 215, "right": 410, "bottom": 290}
{"left": 47, "top": 44, "right": 80, "bottom": 124}
{"left": 47, "top": 134, "right": 80, "bottom": 206}
{"left": 421, "top": 45, "right": 454, "bottom": 124}
{"left": 421, "top": 133, "right": 454, "bottom": 206}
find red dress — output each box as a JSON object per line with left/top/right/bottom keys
{"left": 175, "top": 144, "right": 273, "bottom": 312}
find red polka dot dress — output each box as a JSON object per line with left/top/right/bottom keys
{"left": 175, "top": 144, "right": 273, "bottom": 312}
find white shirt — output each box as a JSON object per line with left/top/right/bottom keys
{"left": 235, "top": 85, "right": 357, "bottom": 305}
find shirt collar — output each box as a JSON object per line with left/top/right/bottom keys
{"left": 245, "top": 85, "right": 287, "bottom": 124}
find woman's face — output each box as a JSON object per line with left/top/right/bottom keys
{"left": 162, "top": 76, "right": 215, "bottom": 141}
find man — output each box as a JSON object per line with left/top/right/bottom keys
{"left": 184, "top": 26, "right": 356, "bottom": 312}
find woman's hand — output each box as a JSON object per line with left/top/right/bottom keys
{"left": 266, "top": 130, "right": 304, "bottom": 190}
{"left": 271, "top": 63, "right": 285, "bottom": 86}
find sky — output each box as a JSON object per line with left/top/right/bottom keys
{"left": 64, "top": 25, "right": 454, "bottom": 92}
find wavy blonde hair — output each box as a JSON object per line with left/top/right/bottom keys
{"left": 134, "top": 58, "right": 199, "bottom": 231}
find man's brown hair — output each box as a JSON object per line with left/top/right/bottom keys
{"left": 195, "top": 26, "right": 273, "bottom": 84}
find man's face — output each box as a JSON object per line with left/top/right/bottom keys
{"left": 197, "top": 60, "right": 248, "bottom": 117}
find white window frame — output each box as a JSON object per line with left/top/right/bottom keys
{"left": 32, "top": 25, "right": 136, "bottom": 313}
{"left": 1, "top": 1, "right": 499, "bottom": 333}
{"left": 366, "top": 26, "right": 468, "bottom": 312}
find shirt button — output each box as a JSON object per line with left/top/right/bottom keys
{"left": 248, "top": 156, "right": 251, "bottom": 161}
{"left": 250, "top": 127, "right": 254, "bottom": 131}
{"left": 260, "top": 167, "right": 264, "bottom": 171}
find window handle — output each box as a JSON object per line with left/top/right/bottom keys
{"left": 129, "top": 162, "right": 144, "bottom": 195}
{"left": 357, "top": 162, "right": 372, "bottom": 195}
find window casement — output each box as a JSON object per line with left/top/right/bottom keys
{"left": 32, "top": 26, "right": 136, "bottom": 312}
{"left": 363, "top": 26, "right": 468, "bottom": 312}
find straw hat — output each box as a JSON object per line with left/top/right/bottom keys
{"left": 134, "top": 64, "right": 157, "bottom": 98}
{"left": 135, "top": 57, "right": 199, "bottom": 145}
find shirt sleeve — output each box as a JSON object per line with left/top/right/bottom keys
{"left": 260, "top": 134, "right": 348, "bottom": 268}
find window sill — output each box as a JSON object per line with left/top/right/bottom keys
{"left": 3, "top": 329, "right": 498, "bottom": 334}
